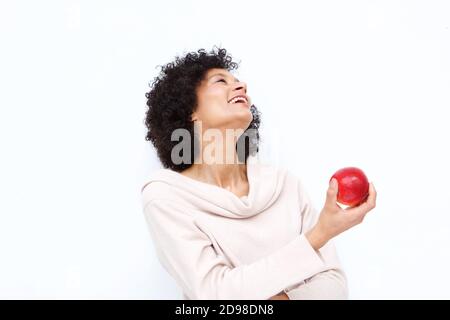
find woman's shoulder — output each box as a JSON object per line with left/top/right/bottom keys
{"left": 252, "top": 159, "right": 299, "bottom": 184}
{"left": 141, "top": 168, "right": 178, "bottom": 203}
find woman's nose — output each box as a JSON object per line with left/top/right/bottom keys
{"left": 233, "top": 82, "right": 247, "bottom": 93}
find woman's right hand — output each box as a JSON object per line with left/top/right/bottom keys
{"left": 306, "top": 178, "right": 377, "bottom": 251}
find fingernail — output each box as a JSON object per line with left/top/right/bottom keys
{"left": 329, "top": 178, "right": 336, "bottom": 188}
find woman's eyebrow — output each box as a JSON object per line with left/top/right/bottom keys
{"left": 208, "top": 73, "right": 239, "bottom": 82}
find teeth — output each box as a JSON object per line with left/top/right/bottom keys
{"left": 230, "top": 96, "right": 247, "bottom": 104}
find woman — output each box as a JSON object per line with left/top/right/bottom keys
{"left": 141, "top": 47, "right": 377, "bottom": 300}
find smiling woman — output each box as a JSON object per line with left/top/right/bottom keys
{"left": 144, "top": 47, "right": 261, "bottom": 172}
{"left": 141, "top": 47, "right": 374, "bottom": 300}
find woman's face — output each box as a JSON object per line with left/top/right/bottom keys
{"left": 192, "top": 68, "right": 253, "bottom": 131}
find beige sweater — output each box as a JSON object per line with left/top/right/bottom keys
{"left": 141, "top": 157, "right": 348, "bottom": 300}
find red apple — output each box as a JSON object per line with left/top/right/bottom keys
{"left": 330, "top": 167, "right": 369, "bottom": 207}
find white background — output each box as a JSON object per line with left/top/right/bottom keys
{"left": 1, "top": 0, "right": 449, "bottom": 299}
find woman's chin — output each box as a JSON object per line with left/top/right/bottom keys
{"left": 219, "top": 109, "right": 253, "bottom": 130}
{"left": 234, "top": 113, "right": 253, "bottom": 128}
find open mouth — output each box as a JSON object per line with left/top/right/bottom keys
{"left": 228, "top": 95, "right": 249, "bottom": 107}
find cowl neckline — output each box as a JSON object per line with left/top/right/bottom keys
{"left": 143, "top": 156, "right": 287, "bottom": 219}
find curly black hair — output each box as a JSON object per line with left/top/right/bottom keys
{"left": 144, "top": 47, "right": 261, "bottom": 172}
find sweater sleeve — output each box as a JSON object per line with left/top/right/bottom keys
{"left": 286, "top": 178, "right": 348, "bottom": 299}
{"left": 297, "top": 178, "right": 320, "bottom": 234}
{"left": 285, "top": 268, "right": 348, "bottom": 299}
{"left": 143, "top": 198, "right": 332, "bottom": 300}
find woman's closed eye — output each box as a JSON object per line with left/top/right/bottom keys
{"left": 216, "top": 78, "right": 226, "bottom": 83}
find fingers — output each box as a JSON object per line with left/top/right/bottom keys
{"left": 363, "top": 182, "right": 377, "bottom": 210}
{"left": 346, "top": 182, "right": 377, "bottom": 216}
{"left": 325, "top": 178, "right": 339, "bottom": 209}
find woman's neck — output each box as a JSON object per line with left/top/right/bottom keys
{"left": 180, "top": 162, "right": 249, "bottom": 197}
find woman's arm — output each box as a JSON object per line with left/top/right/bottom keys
{"left": 284, "top": 268, "right": 348, "bottom": 300}
{"left": 289, "top": 178, "right": 376, "bottom": 300}
{"left": 269, "top": 242, "right": 348, "bottom": 300}
{"left": 143, "top": 199, "right": 339, "bottom": 300}
{"left": 303, "top": 178, "right": 377, "bottom": 251}
{"left": 269, "top": 292, "right": 290, "bottom": 300}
